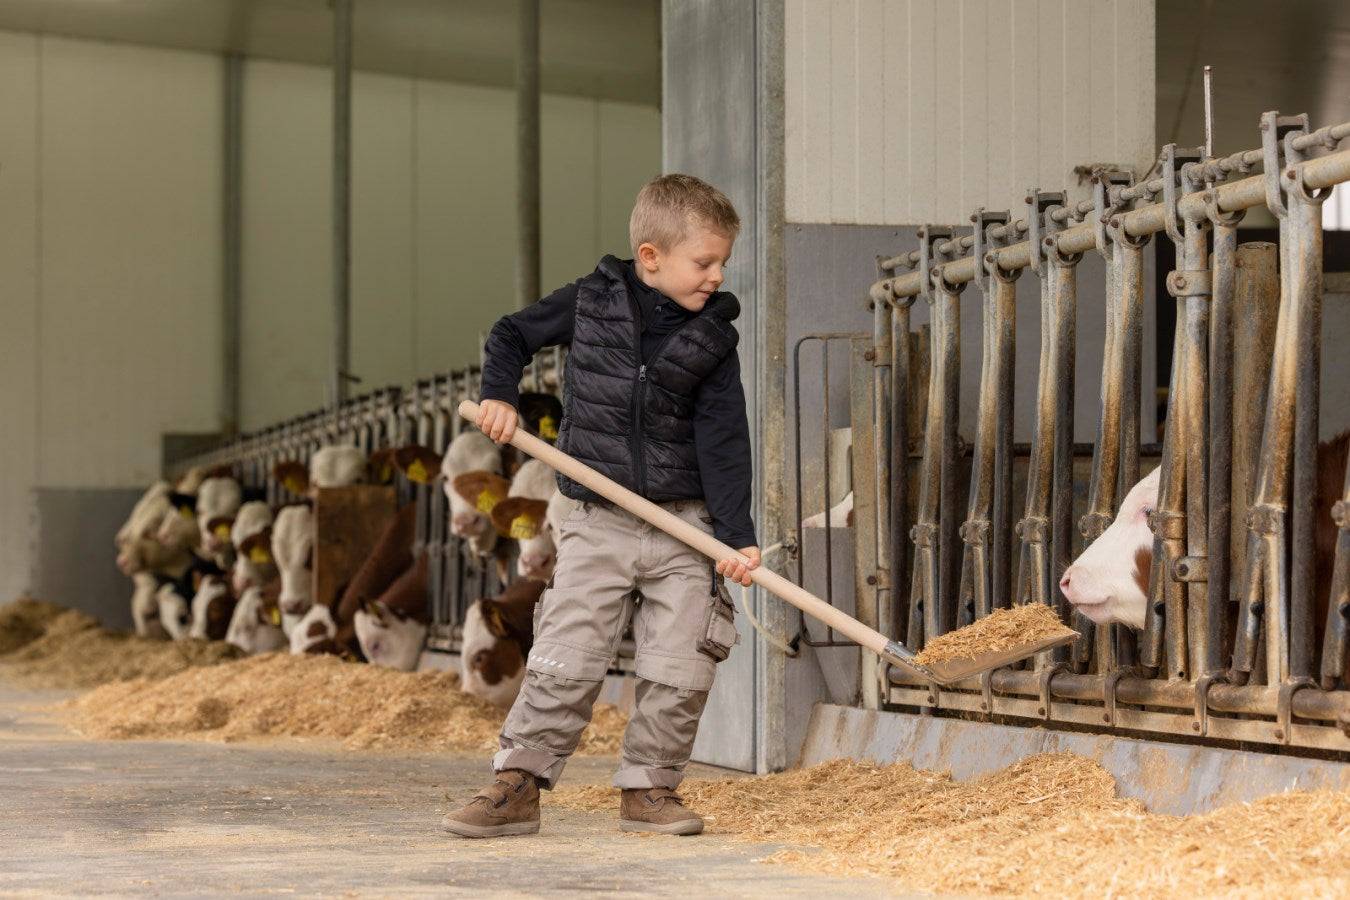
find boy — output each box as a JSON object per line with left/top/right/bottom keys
{"left": 443, "top": 174, "right": 759, "bottom": 838}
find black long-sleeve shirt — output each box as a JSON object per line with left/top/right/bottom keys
{"left": 480, "top": 260, "right": 757, "bottom": 549}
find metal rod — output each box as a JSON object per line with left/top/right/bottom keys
{"left": 516, "top": 0, "right": 541, "bottom": 309}
{"left": 870, "top": 137, "right": 1350, "bottom": 299}
{"left": 1207, "top": 215, "right": 1240, "bottom": 674}
{"left": 890, "top": 300, "right": 912, "bottom": 637}
{"left": 331, "top": 0, "right": 353, "bottom": 408}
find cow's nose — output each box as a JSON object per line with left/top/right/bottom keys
{"left": 1059, "top": 568, "right": 1075, "bottom": 596}
{"left": 470, "top": 649, "right": 490, "bottom": 670}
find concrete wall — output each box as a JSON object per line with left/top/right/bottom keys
{"left": 785, "top": 0, "right": 1156, "bottom": 225}
{"left": 0, "top": 30, "right": 660, "bottom": 610}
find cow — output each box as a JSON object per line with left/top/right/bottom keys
{"left": 269, "top": 504, "right": 314, "bottom": 636}
{"left": 490, "top": 459, "right": 561, "bottom": 582}
{"left": 225, "top": 581, "right": 288, "bottom": 654}
{"left": 154, "top": 558, "right": 224, "bottom": 641}
{"left": 230, "top": 501, "right": 276, "bottom": 594}
{"left": 801, "top": 491, "right": 855, "bottom": 529}
{"left": 289, "top": 603, "right": 340, "bottom": 655}
{"left": 117, "top": 487, "right": 200, "bottom": 637}
{"left": 196, "top": 476, "right": 244, "bottom": 567}
{"left": 459, "top": 578, "right": 545, "bottom": 708}
{"left": 189, "top": 573, "right": 236, "bottom": 641}
{"left": 352, "top": 557, "right": 430, "bottom": 670}
{"left": 1061, "top": 431, "right": 1349, "bottom": 670}
{"left": 130, "top": 572, "right": 168, "bottom": 640}
{"left": 444, "top": 431, "right": 510, "bottom": 558}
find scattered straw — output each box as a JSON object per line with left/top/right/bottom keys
{"left": 70, "top": 653, "right": 627, "bottom": 754}
{"left": 1, "top": 608, "right": 241, "bottom": 688}
{"left": 0, "top": 597, "right": 67, "bottom": 655}
{"left": 913, "top": 603, "right": 1075, "bottom": 666}
{"left": 547, "top": 753, "right": 1350, "bottom": 897}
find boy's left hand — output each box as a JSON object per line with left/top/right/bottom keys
{"left": 717, "top": 546, "right": 761, "bottom": 587}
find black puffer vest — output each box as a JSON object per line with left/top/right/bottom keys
{"left": 556, "top": 256, "right": 740, "bottom": 504}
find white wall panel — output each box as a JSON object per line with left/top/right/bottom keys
{"left": 38, "top": 37, "right": 222, "bottom": 485}
{"left": 0, "top": 31, "right": 40, "bottom": 600}
{"left": 786, "top": 0, "right": 1156, "bottom": 225}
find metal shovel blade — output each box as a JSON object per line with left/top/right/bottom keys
{"left": 881, "top": 631, "right": 1079, "bottom": 686}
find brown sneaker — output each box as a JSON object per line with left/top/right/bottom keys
{"left": 619, "top": 787, "right": 704, "bottom": 835}
{"left": 441, "top": 769, "right": 540, "bottom": 838}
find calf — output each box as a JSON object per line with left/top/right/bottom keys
{"left": 444, "top": 431, "right": 509, "bottom": 557}
{"left": 196, "top": 476, "right": 243, "bottom": 565}
{"left": 189, "top": 574, "right": 236, "bottom": 641}
{"left": 352, "top": 557, "right": 431, "bottom": 670}
{"left": 154, "top": 559, "right": 224, "bottom": 640}
{"left": 460, "top": 578, "right": 545, "bottom": 708}
{"left": 290, "top": 603, "right": 340, "bottom": 655}
{"left": 270, "top": 504, "right": 314, "bottom": 635}
{"left": 130, "top": 571, "right": 168, "bottom": 640}
{"left": 230, "top": 501, "right": 276, "bottom": 593}
{"left": 1062, "top": 431, "right": 1349, "bottom": 654}
{"left": 490, "top": 459, "right": 561, "bottom": 581}
{"left": 225, "top": 581, "right": 288, "bottom": 654}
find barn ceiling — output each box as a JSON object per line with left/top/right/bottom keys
{"left": 0, "top": 0, "right": 661, "bottom": 105}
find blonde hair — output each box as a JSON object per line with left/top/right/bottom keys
{"left": 628, "top": 174, "right": 741, "bottom": 255}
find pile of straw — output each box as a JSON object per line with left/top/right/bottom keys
{"left": 547, "top": 753, "right": 1350, "bottom": 896}
{"left": 0, "top": 597, "right": 68, "bottom": 655}
{"left": 71, "top": 652, "right": 627, "bottom": 754}
{"left": 2, "top": 607, "right": 241, "bottom": 688}
{"left": 913, "top": 604, "right": 1075, "bottom": 666}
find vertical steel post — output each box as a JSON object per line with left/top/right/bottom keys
{"left": 221, "top": 53, "right": 243, "bottom": 437}
{"left": 871, "top": 295, "right": 894, "bottom": 647}
{"left": 516, "top": 0, "right": 541, "bottom": 309}
{"left": 958, "top": 210, "right": 1012, "bottom": 625}
{"left": 331, "top": 0, "right": 353, "bottom": 408}
{"left": 888, "top": 289, "right": 913, "bottom": 637}
{"left": 1230, "top": 243, "right": 1279, "bottom": 599}
{"left": 1205, "top": 190, "right": 1244, "bottom": 675}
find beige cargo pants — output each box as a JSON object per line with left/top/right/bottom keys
{"left": 493, "top": 498, "right": 739, "bottom": 790}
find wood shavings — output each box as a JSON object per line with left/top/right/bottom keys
{"left": 0, "top": 597, "right": 67, "bottom": 655}
{"left": 69, "top": 652, "right": 627, "bottom": 755}
{"left": 547, "top": 753, "right": 1350, "bottom": 897}
{"left": 1, "top": 607, "right": 241, "bottom": 688}
{"left": 913, "top": 604, "right": 1075, "bottom": 666}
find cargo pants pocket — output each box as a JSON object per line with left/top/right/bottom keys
{"left": 697, "top": 567, "right": 740, "bottom": 663}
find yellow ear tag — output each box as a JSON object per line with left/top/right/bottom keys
{"left": 407, "top": 458, "right": 429, "bottom": 484}
{"left": 269, "top": 607, "right": 282, "bottom": 626}
{"left": 476, "top": 489, "right": 501, "bottom": 514}
{"left": 249, "top": 546, "right": 272, "bottom": 565}
{"left": 378, "top": 464, "right": 393, "bottom": 484}
{"left": 283, "top": 476, "right": 305, "bottom": 494}
{"left": 539, "top": 415, "right": 559, "bottom": 441}
{"left": 214, "top": 523, "right": 232, "bottom": 539}
{"left": 179, "top": 506, "right": 194, "bottom": 520}
{"left": 509, "top": 514, "right": 539, "bottom": 540}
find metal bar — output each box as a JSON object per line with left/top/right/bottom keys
{"left": 1230, "top": 243, "right": 1278, "bottom": 601}
{"left": 221, "top": 53, "right": 243, "bottom": 436}
{"left": 889, "top": 299, "right": 912, "bottom": 637}
{"left": 990, "top": 272, "right": 1017, "bottom": 615}
{"left": 331, "top": 0, "right": 353, "bottom": 408}
{"left": 516, "top": 0, "right": 540, "bottom": 309}
{"left": 937, "top": 281, "right": 961, "bottom": 638}
{"left": 871, "top": 299, "right": 894, "bottom": 646}
{"left": 1207, "top": 209, "right": 1242, "bottom": 675}
{"left": 851, "top": 337, "right": 881, "bottom": 708}
{"left": 1048, "top": 235, "right": 1080, "bottom": 664}
{"left": 870, "top": 138, "right": 1350, "bottom": 300}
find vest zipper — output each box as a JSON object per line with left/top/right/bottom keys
{"left": 628, "top": 295, "right": 647, "bottom": 496}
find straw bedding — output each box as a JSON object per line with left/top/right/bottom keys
{"left": 1, "top": 604, "right": 241, "bottom": 688}
{"left": 548, "top": 752, "right": 1350, "bottom": 896}
{"left": 0, "top": 596, "right": 68, "bottom": 655}
{"left": 71, "top": 652, "right": 627, "bottom": 754}
{"left": 913, "top": 603, "right": 1076, "bottom": 666}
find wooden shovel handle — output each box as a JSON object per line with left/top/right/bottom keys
{"left": 458, "top": 400, "right": 895, "bottom": 659}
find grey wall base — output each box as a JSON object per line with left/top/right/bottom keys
{"left": 799, "top": 703, "right": 1350, "bottom": 816}
{"left": 31, "top": 488, "right": 143, "bottom": 631}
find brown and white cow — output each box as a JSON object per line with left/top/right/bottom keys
{"left": 189, "top": 573, "right": 237, "bottom": 641}
{"left": 269, "top": 504, "right": 314, "bottom": 636}
{"left": 459, "top": 578, "right": 545, "bottom": 708}
{"left": 490, "top": 459, "right": 561, "bottom": 582}
{"left": 444, "top": 431, "right": 509, "bottom": 558}
{"left": 230, "top": 501, "right": 276, "bottom": 594}
{"left": 226, "top": 580, "right": 288, "bottom": 654}
{"left": 352, "top": 557, "right": 431, "bottom": 670}
{"left": 196, "top": 476, "right": 244, "bottom": 566}
{"left": 1061, "top": 431, "right": 1349, "bottom": 654}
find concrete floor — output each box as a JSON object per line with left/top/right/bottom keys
{"left": 0, "top": 684, "right": 894, "bottom": 898}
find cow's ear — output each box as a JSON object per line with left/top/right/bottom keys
{"left": 394, "top": 445, "right": 441, "bottom": 484}
{"left": 192, "top": 570, "right": 204, "bottom": 593}
{"left": 480, "top": 601, "right": 511, "bottom": 639}
{"left": 274, "top": 461, "right": 309, "bottom": 495}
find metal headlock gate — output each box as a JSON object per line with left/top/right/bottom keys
{"left": 804, "top": 111, "right": 1350, "bottom": 754}
{"left": 165, "top": 345, "right": 570, "bottom": 657}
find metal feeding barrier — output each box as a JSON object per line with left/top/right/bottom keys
{"left": 166, "top": 347, "right": 567, "bottom": 654}
{"left": 810, "top": 111, "right": 1350, "bottom": 753}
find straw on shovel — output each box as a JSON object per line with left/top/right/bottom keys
{"left": 458, "top": 400, "right": 1073, "bottom": 686}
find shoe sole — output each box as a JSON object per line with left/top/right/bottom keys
{"left": 441, "top": 819, "right": 540, "bottom": 839}
{"left": 619, "top": 819, "right": 704, "bottom": 836}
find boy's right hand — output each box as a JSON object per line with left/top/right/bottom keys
{"left": 477, "top": 399, "right": 518, "bottom": 445}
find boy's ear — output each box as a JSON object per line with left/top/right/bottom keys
{"left": 636, "top": 242, "right": 660, "bottom": 271}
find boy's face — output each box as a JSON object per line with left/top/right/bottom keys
{"left": 636, "top": 228, "right": 735, "bottom": 312}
